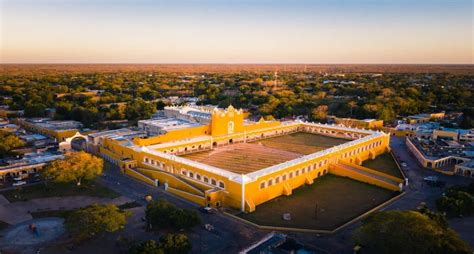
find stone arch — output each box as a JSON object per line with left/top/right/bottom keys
{"left": 59, "top": 132, "right": 88, "bottom": 152}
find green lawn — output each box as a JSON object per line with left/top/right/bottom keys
{"left": 238, "top": 175, "right": 397, "bottom": 230}
{"left": 2, "top": 181, "right": 120, "bottom": 202}
{"left": 362, "top": 152, "right": 403, "bottom": 178}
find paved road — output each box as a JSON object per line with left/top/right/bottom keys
{"left": 95, "top": 164, "right": 268, "bottom": 254}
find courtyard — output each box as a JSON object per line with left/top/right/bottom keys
{"left": 237, "top": 174, "right": 398, "bottom": 231}
{"left": 181, "top": 132, "right": 348, "bottom": 174}
{"left": 362, "top": 152, "right": 403, "bottom": 178}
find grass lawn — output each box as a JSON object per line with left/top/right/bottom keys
{"left": 362, "top": 152, "right": 403, "bottom": 178}
{"left": 238, "top": 175, "right": 397, "bottom": 230}
{"left": 2, "top": 181, "right": 120, "bottom": 202}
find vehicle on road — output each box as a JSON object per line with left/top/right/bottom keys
{"left": 13, "top": 174, "right": 28, "bottom": 181}
{"left": 201, "top": 206, "right": 216, "bottom": 214}
{"left": 13, "top": 181, "right": 27, "bottom": 186}
{"left": 423, "top": 176, "right": 446, "bottom": 187}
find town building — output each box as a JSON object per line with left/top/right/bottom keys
{"left": 328, "top": 116, "right": 384, "bottom": 130}
{"left": 0, "top": 152, "right": 63, "bottom": 181}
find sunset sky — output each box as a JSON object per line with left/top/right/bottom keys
{"left": 1, "top": 0, "right": 472, "bottom": 64}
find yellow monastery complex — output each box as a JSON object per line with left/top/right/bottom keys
{"left": 97, "top": 105, "right": 404, "bottom": 212}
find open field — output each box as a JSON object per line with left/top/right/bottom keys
{"left": 238, "top": 175, "right": 397, "bottom": 230}
{"left": 182, "top": 143, "right": 301, "bottom": 174}
{"left": 362, "top": 152, "right": 403, "bottom": 178}
{"left": 252, "top": 132, "right": 347, "bottom": 155}
{"left": 1, "top": 182, "right": 120, "bottom": 202}
{"left": 182, "top": 133, "right": 347, "bottom": 174}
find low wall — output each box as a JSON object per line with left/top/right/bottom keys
{"left": 167, "top": 187, "right": 207, "bottom": 206}
{"left": 124, "top": 168, "right": 156, "bottom": 186}
{"left": 330, "top": 164, "right": 400, "bottom": 191}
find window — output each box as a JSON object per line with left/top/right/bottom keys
{"left": 218, "top": 181, "right": 225, "bottom": 189}
{"left": 289, "top": 172, "right": 293, "bottom": 178}
{"left": 203, "top": 176, "right": 209, "bottom": 183}
{"left": 228, "top": 121, "right": 235, "bottom": 134}
{"left": 189, "top": 172, "right": 194, "bottom": 178}
{"left": 181, "top": 169, "right": 187, "bottom": 175}
{"left": 295, "top": 170, "right": 300, "bottom": 177}
{"left": 275, "top": 176, "right": 280, "bottom": 184}
{"left": 196, "top": 174, "right": 201, "bottom": 180}
{"left": 211, "top": 178, "right": 217, "bottom": 186}
{"left": 282, "top": 174, "right": 287, "bottom": 181}
{"left": 260, "top": 182, "right": 266, "bottom": 189}
{"left": 145, "top": 158, "right": 149, "bottom": 163}
{"left": 268, "top": 178, "right": 273, "bottom": 186}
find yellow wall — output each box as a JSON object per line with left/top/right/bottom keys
{"left": 210, "top": 106, "right": 245, "bottom": 136}
{"left": 99, "top": 108, "right": 395, "bottom": 213}
{"left": 133, "top": 125, "right": 210, "bottom": 146}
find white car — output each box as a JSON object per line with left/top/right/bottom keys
{"left": 13, "top": 181, "right": 27, "bottom": 186}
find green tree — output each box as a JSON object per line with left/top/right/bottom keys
{"left": 66, "top": 204, "right": 129, "bottom": 242}
{"left": 129, "top": 234, "right": 191, "bottom": 254}
{"left": 312, "top": 105, "right": 328, "bottom": 122}
{"left": 125, "top": 98, "right": 156, "bottom": 122}
{"left": 436, "top": 189, "right": 474, "bottom": 217}
{"left": 129, "top": 240, "right": 164, "bottom": 254}
{"left": 146, "top": 200, "right": 201, "bottom": 230}
{"left": 354, "top": 211, "right": 471, "bottom": 254}
{"left": 159, "top": 234, "right": 192, "bottom": 254}
{"left": 24, "top": 103, "right": 46, "bottom": 117}
{"left": 0, "top": 131, "right": 26, "bottom": 157}
{"left": 42, "top": 151, "right": 103, "bottom": 186}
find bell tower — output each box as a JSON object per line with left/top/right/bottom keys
{"left": 210, "top": 105, "right": 244, "bottom": 136}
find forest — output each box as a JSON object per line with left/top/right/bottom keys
{"left": 1, "top": 64, "right": 473, "bottom": 129}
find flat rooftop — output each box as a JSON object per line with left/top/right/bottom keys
{"left": 181, "top": 132, "right": 348, "bottom": 174}
{"left": 139, "top": 116, "right": 203, "bottom": 131}
{"left": 26, "top": 118, "right": 83, "bottom": 131}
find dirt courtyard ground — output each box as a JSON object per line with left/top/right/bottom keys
{"left": 181, "top": 133, "right": 348, "bottom": 174}
{"left": 238, "top": 175, "right": 397, "bottom": 230}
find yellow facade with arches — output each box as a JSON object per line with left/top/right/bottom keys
{"left": 100, "top": 106, "right": 402, "bottom": 212}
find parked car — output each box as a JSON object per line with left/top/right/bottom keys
{"left": 201, "top": 206, "right": 216, "bottom": 214}
{"left": 13, "top": 181, "right": 27, "bottom": 186}
{"left": 423, "top": 176, "right": 446, "bottom": 187}
{"left": 13, "top": 174, "right": 28, "bottom": 181}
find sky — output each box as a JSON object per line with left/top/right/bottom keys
{"left": 1, "top": 0, "right": 473, "bottom": 64}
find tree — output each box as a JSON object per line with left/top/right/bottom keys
{"left": 0, "top": 130, "right": 25, "bottom": 157}
{"left": 42, "top": 151, "right": 103, "bottom": 186}
{"left": 65, "top": 204, "right": 129, "bottom": 242}
{"left": 436, "top": 188, "right": 474, "bottom": 217}
{"left": 348, "top": 101, "right": 357, "bottom": 117}
{"left": 129, "top": 240, "right": 164, "bottom": 254}
{"left": 159, "top": 234, "right": 192, "bottom": 254}
{"left": 146, "top": 200, "right": 201, "bottom": 230}
{"left": 312, "top": 105, "right": 328, "bottom": 122}
{"left": 24, "top": 103, "right": 46, "bottom": 117}
{"left": 129, "top": 234, "right": 191, "bottom": 254}
{"left": 353, "top": 211, "right": 471, "bottom": 254}
{"left": 125, "top": 98, "right": 156, "bottom": 121}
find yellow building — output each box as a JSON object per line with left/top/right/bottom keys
{"left": 330, "top": 116, "right": 384, "bottom": 130}
{"left": 99, "top": 105, "right": 402, "bottom": 212}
